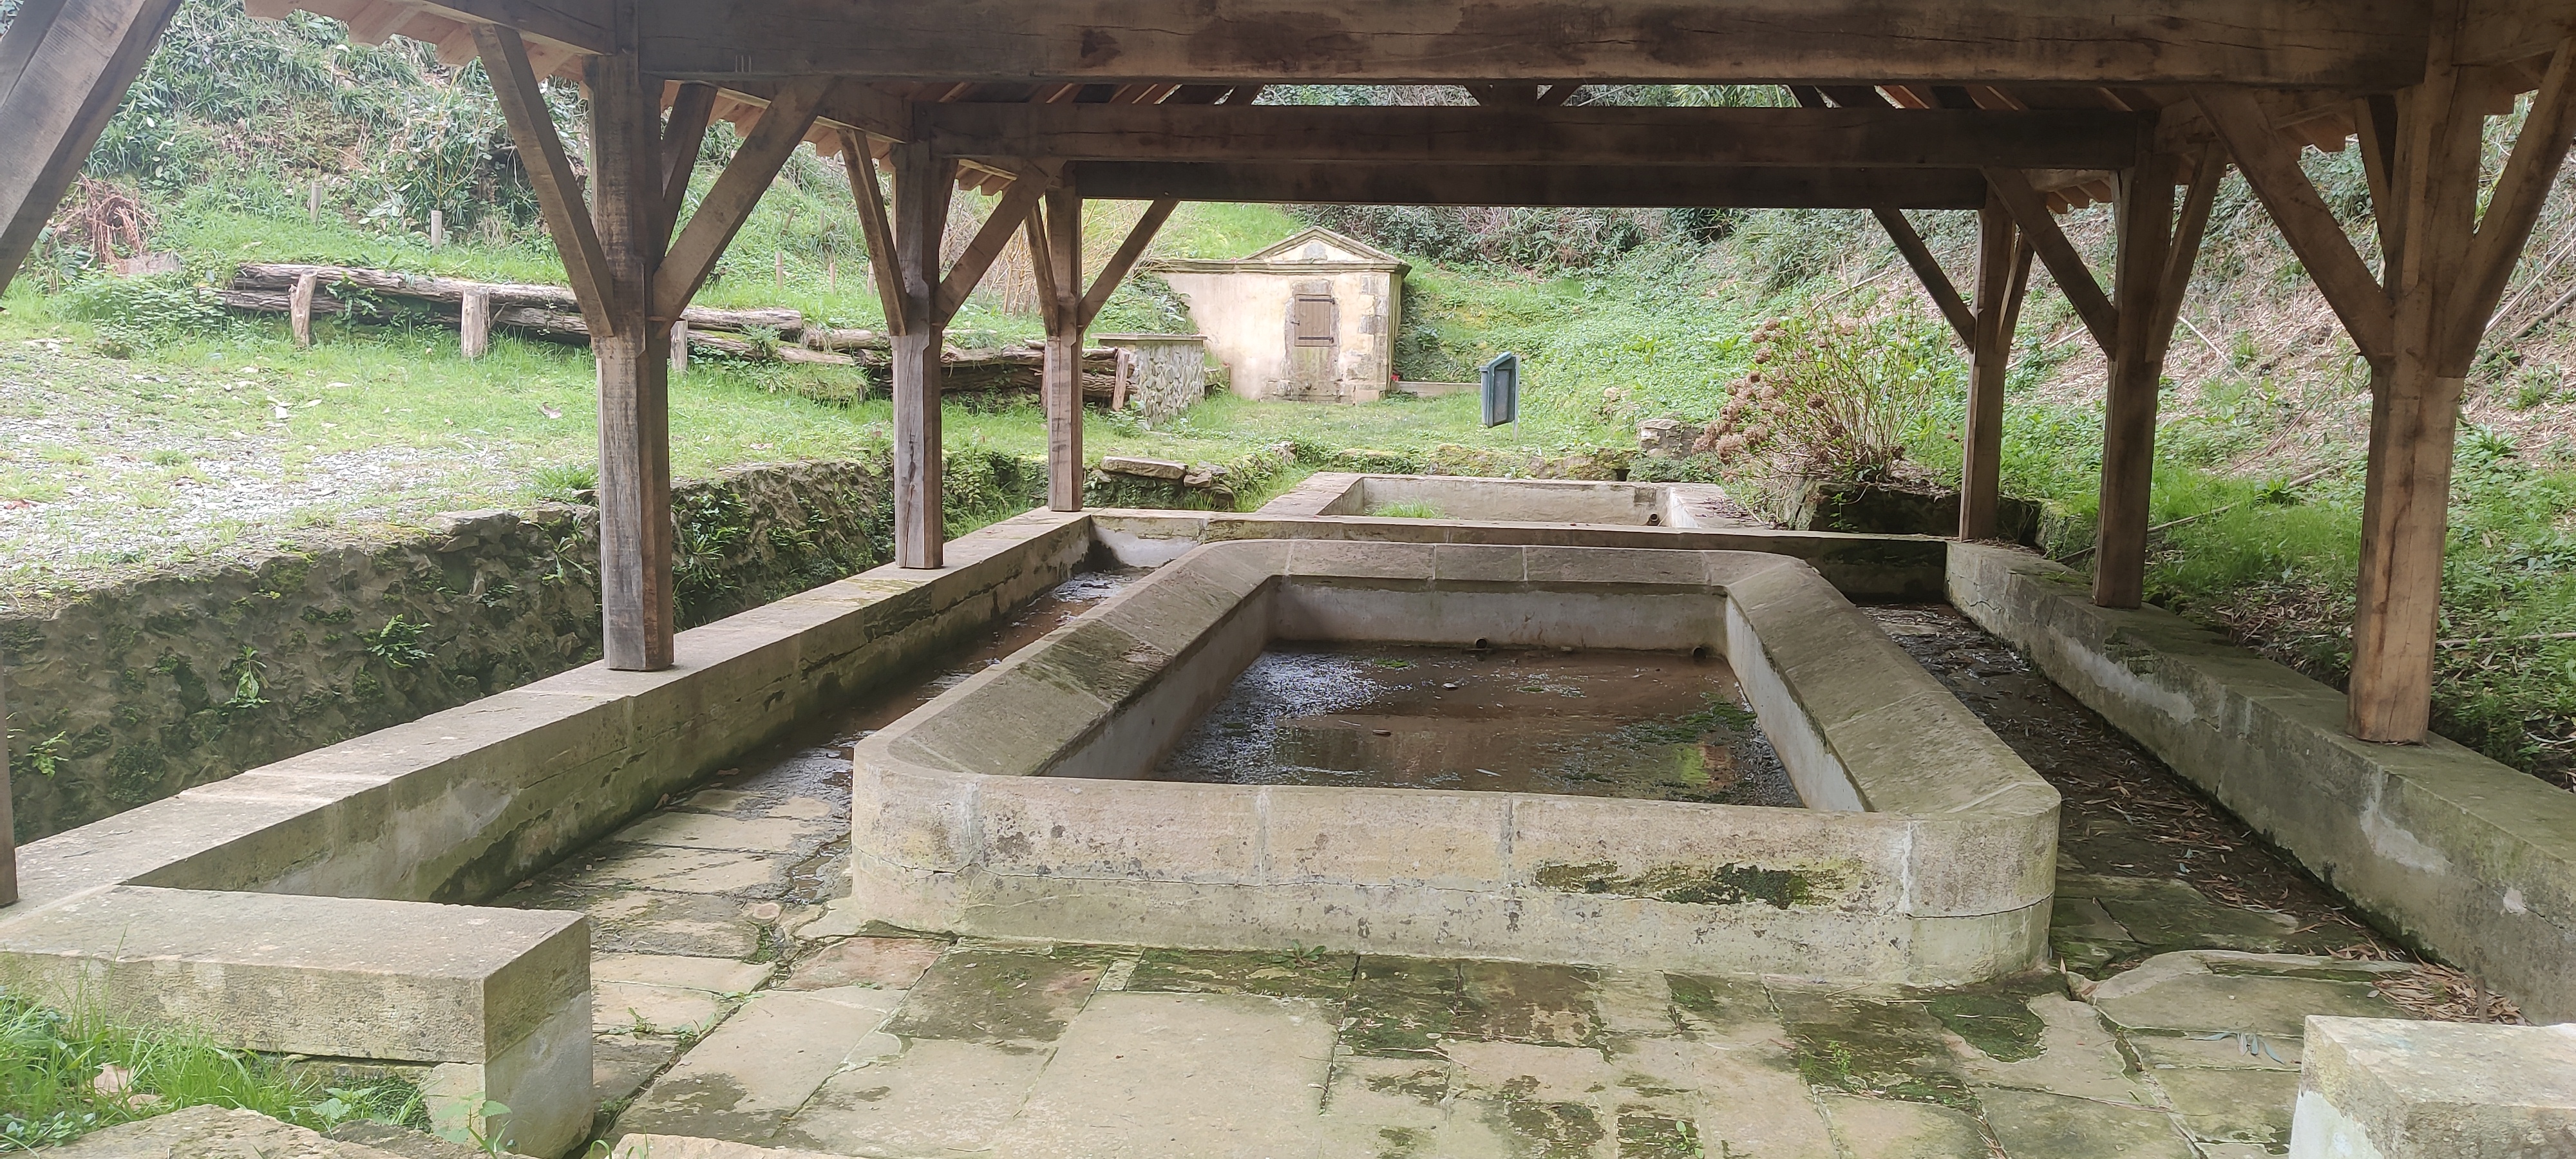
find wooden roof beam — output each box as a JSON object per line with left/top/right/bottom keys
{"left": 926, "top": 104, "right": 2148, "bottom": 170}
{"left": 632, "top": 0, "right": 2428, "bottom": 89}
{"left": 1073, "top": 162, "right": 1994, "bottom": 210}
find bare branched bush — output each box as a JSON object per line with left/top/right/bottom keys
{"left": 1697, "top": 309, "right": 1957, "bottom": 485}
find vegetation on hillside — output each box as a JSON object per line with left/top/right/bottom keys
{"left": 3, "top": 4, "right": 2573, "bottom": 787}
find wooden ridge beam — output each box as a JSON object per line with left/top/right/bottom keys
{"left": 475, "top": 23, "right": 616, "bottom": 337}
{"left": 1985, "top": 167, "right": 2119, "bottom": 353}
{"left": 631, "top": 0, "right": 2427, "bottom": 90}
{"left": 1075, "top": 162, "right": 1994, "bottom": 210}
{"left": 2197, "top": 85, "right": 2397, "bottom": 362}
{"left": 925, "top": 104, "right": 2148, "bottom": 170}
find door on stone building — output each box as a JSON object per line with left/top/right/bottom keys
{"left": 1284, "top": 281, "right": 1339, "bottom": 400}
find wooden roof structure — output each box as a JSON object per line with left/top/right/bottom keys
{"left": 1, "top": 5, "right": 2573, "bottom": 883}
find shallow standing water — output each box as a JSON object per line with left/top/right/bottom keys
{"left": 1150, "top": 643, "right": 1800, "bottom": 807}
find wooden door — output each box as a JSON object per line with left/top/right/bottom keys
{"left": 1285, "top": 282, "right": 1338, "bottom": 399}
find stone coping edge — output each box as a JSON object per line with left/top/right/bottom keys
{"left": 853, "top": 540, "right": 2054, "bottom": 983}
{"left": 1947, "top": 543, "right": 2576, "bottom": 1023}
{"left": 1092, "top": 507, "right": 1949, "bottom": 600}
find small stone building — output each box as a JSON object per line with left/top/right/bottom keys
{"left": 1146, "top": 227, "right": 1408, "bottom": 404}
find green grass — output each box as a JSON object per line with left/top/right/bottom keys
{"left": 0, "top": 989, "right": 423, "bottom": 1151}
{"left": 1367, "top": 501, "right": 1448, "bottom": 519}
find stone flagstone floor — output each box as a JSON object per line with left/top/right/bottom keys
{"left": 495, "top": 587, "right": 2506, "bottom": 1159}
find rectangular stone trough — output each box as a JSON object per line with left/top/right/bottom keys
{"left": 853, "top": 541, "right": 2059, "bottom": 985}
{"left": 1258, "top": 471, "right": 1738, "bottom": 527}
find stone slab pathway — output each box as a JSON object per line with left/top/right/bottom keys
{"left": 488, "top": 586, "right": 2508, "bottom": 1158}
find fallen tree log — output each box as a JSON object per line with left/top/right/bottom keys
{"left": 232, "top": 263, "right": 806, "bottom": 335}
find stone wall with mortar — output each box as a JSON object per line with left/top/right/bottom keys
{"left": 1, "top": 455, "right": 1043, "bottom": 842}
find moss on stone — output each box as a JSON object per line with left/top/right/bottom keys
{"left": 1530, "top": 859, "right": 1830, "bottom": 909}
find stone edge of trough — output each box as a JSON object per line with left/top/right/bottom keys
{"left": 849, "top": 537, "right": 2056, "bottom": 986}
{"left": 1948, "top": 543, "right": 2576, "bottom": 1024}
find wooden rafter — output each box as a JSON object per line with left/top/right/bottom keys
{"left": 653, "top": 75, "right": 835, "bottom": 319}
{"left": 1985, "top": 167, "right": 2118, "bottom": 353}
{"left": 2196, "top": 85, "right": 2396, "bottom": 362}
{"left": 473, "top": 22, "right": 616, "bottom": 337}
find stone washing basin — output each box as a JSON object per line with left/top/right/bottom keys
{"left": 849, "top": 542, "right": 2057, "bottom": 985}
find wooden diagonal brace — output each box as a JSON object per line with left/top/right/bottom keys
{"left": 1079, "top": 198, "right": 1178, "bottom": 332}
{"left": 1985, "top": 167, "right": 2118, "bottom": 355}
{"left": 654, "top": 75, "right": 836, "bottom": 319}
{"left": 1875, "top": 207, "right": 1976, "bottom": 347}
{"left": 2444, "top": 37, "right": 2576, "bottom": 369}
{"left": 2195, "top": 85, "right": 2396, "bottom": 363}
{"left": 839, "top": 127, "right": 911, "bottom": 335}
{"left": 656, "top": 81, "right": 718, "bottom": 247}
{"left": 933, "top": 171, "right": 1048, "bottom": 325}
{"left": 474, "top": 23, "right": 616, "bottom": 339}
{"left": 2150, "top": 143, "right": 2226, "bottom": 361}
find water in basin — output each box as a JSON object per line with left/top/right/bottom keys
{"left": 1151, "top": 644, "right": 1799, "bottom": 806}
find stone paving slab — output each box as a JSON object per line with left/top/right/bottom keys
{"left": 48, "top": 1106, "right": 422, "bottom": 1159}
{"left": 615, "top": 988, "right": 904, "bottom": 1144}
{"left": 987, "top": 992, "right": 1336, "bottom": 1158}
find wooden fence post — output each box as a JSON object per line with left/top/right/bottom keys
{"left": 429, "top": 208, "right": 444, "bottom": 249}
{"left": 460, "top": 287, "right": 491, "bottom": 359}
{"left": 670, "top": 320, "right": 690, "bottom": 374}
{"left": 290, "top": 271, "right": 317, "bottom": 349}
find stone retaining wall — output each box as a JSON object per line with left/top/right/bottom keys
{"left": 1, "top": 455, "right": 1043, "bottom": 842}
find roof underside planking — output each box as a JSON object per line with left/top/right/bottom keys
{"left": 245, "top": 0, "right": 2576, "bottom": 213}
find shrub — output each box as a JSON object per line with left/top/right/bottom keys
{"left": 1699, "top": 308, "right": 1961, "bottom": 486}
{"left": 63, "top": 273, "right": 229, "bottom": 344}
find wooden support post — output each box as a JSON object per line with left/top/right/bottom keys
{"left": 0, "top": 0, "right": 187, "bottom": 296}
{"left": 2347, "top": 37, "right": 2576, "bottom": 742}
{"left": 1, "top": 659, "right": 17, "bottom": 908}
{"left": 2092, "top": 158, "right": 2179, "bottom": 609}
{"left": 308, "top": 180, "right": 321, "bottom": 222}
{"left": 1960, "top": 191, "right": 2029, "bottom": 540}
{"left": 670, "top": 319, "right": 689, "bottom": 373}
{"left": 888, "top": 140, "right": 952, "bottom": 569}
{"left": 1036, "top": 179, "right": 1085, "bottom": 511}
{"left": 460, "top": 287, "right": 491, "bottom": 359}
{"left": 589, "top": 51, "right": 676, "bottom": 670}
{"left": 430, "top": 208, "right": 445, "bottom": 249}
{"left": 290, "top": 271, "right": 317, "bottom": 349}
